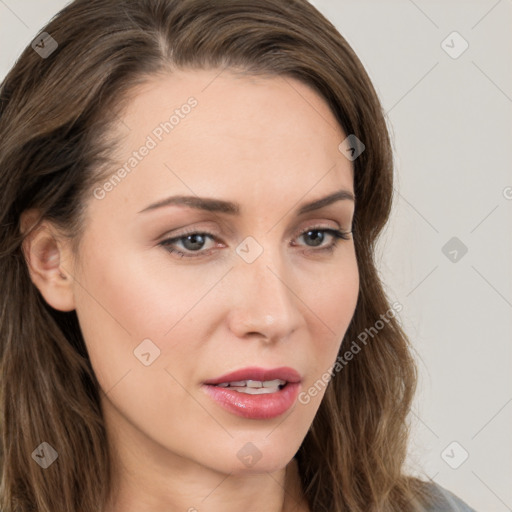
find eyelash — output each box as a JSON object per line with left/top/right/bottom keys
{"left": 158, "top": 225, "right": 352, "bottom": 259}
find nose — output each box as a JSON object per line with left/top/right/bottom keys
{"left": 226, "top": 245, "right": 303, "bottom": 344}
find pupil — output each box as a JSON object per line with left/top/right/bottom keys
{"left": 306, "top": 230, "right": 323, "bottom": 247}
{"left": 184, "top": 234, "right": 205, "bottom": 251}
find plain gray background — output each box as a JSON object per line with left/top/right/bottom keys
{"left": 1, "top": 1, "right": 511, "bottom": 511}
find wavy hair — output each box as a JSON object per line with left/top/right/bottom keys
{"left": 0, "top": 0, "right": 436, "bottom": 510}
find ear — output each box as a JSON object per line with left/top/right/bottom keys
{"left": 20, "top": 209, "right": 76, "bottom": 312}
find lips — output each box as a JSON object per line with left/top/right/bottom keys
{"left": 203, "top": 366, "right": 301, "bottom": 386}
{"left": 202, "top": 366, "right": 302, "bottom": 420}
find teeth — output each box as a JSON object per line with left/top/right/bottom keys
{"left": 234, "top": 386, "right": 277, "bottom": 394}
{"left": 214, "top": 379, "right": 286, "bottom": 390}
{"left": 262, "top": 379, "right": 285, "bottom": 388}
{"left": 246, "top": 380, "right": 263, "bottom": 388}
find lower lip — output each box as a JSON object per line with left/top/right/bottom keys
{"left": 202, "top": 382, "right": 301, "bottom": 419}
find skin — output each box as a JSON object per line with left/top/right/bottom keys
{"left": 21, "top": 68, "right": 359, "bottom": 512}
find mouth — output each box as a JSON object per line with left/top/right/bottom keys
{"left": 201, "top": 366, "right": 302, "bottom": 419}
{"left": 203, "top": 366, "right": 301, "bottom": 387}
{"left": 211, "top": 379, "right": 287, "bottom": 394}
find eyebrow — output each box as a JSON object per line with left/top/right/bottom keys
{"left": 137, "top": 189, "right": 355, "bottom": 215}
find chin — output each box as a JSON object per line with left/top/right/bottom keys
{"left": 212, "top": 432, "right": 304, "bottom": 476}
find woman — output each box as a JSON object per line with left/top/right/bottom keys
{"left": 0, "top": 0, "right": 476, "bottom": 510}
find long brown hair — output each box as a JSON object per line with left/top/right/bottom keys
{"left": 0, "top": 0, "right": 436, "bottom": 510}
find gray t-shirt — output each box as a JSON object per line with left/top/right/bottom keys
{"left": 423, "top": 482, "right": 477, "bottom": 511}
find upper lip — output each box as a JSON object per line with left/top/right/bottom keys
{"left": 203, "top": 366, "right": 301, "bottom": 385}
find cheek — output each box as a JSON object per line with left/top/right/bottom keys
{"left": 300, "top": 254, "right": 359, "bottom": 399}
{"left": 309, "top": 254, "right": 359, "bottom": 347}
{"left": 72, "top": 249, "right": 211, "bottom": 444}
{"left": 72, "top": 244, "right": 202, "bottom": 391}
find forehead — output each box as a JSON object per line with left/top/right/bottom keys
{"left": 92, "top": 68, "right": 353, "bottom": 216}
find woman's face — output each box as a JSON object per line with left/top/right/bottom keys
{"left": 67, "top": 69, "right": 359, "bottom": 476}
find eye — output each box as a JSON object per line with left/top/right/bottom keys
{"left": 291, "top": 226, "right": 351, "bottom": 255}
{"left": 159, "top": 230, "right": 218, "bottom": 258}
{"left": 158, "top": 226, "right": 352, "bottom": 259}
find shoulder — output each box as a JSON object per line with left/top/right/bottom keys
{"left": 420, "top": 482, "right": 478, "bottom": 512}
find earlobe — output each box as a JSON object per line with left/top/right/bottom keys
{"left": 20, "top": 210, "right": 76, "bottom": 312}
